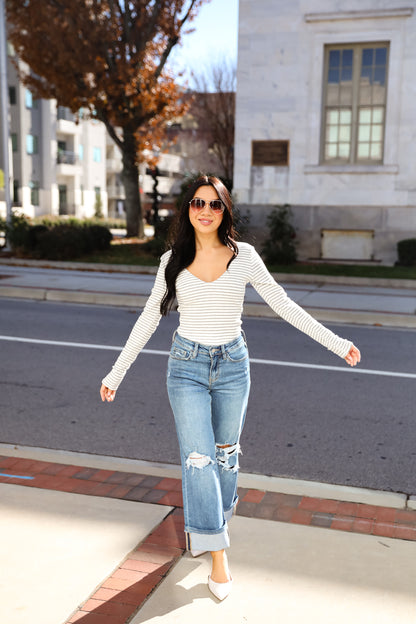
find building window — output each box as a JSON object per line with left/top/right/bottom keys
{"left": 25, "top": 89, "right": 33, "bottom": 108}
{"left": 321, "top": 43, "right": 389, "bottom": 164}
{"left": 29, "top": 181, "right": 39, "bottom": 206}
{"left": 26, "top": 134, "right": 38, "bottom": 154}
{"left": 11, "top": 133, "right": 18, "bottom": 152}
{"left": 93, "top": 147, "right": 102, "bottom": 163}
{"left": 13, "top": 180, "right": 19, "bottom": 204}
{"left": 9, "top": 86, "right": 16, "bottom": 105}
{"left": 78, "top": 144, "right": 84, "bottom": 162}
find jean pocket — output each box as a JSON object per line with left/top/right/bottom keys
{"left": 226, "top": 343, "right": 248, "bottom": 362}
{"left": 170, "top": 346, "right": 193, "bottom": 360}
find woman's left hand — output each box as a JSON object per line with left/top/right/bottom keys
{"left": 344, "top": 344, "right": 361, "bottom": 367}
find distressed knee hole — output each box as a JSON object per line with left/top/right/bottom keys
{"left": 186, "top": 452, "right": 213, "bottom": 470}
{"left": 216, "top": 442, "right": 241, "bottom": 472}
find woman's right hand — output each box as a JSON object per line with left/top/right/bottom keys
{"left": 100, "top": 384, "right": 116, "bottom": 402}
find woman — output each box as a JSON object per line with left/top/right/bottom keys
{"left": 100, "top": 175, "right": 361, "bottom": 601}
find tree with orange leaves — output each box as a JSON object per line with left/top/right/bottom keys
{"left": 6, "top": 0, "right": 208, "bottom": 237}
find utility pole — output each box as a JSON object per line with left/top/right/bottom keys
{"left": 0, "top": 0, "right": 12, "bottom": 245}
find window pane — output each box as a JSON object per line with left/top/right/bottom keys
{"left": 327, "top": 110, "right": 339, "bottom": 124}
{"left": 375, "top": 47, "right": 387, "bottom": 65}
{"left": 341, "top": 67, "right": 352, "bottom": 82}
{"left": 374, "top": 66, "right": 386, "bottom": 85}
{"left": 339, "top": 110, "right": 351, "bottom": 124}
{"left": 342, "top": 49, "right": 353, "bottom": 66}
{"left": 325, "top": 144, "right": 337, "bottom": 159}
{"left": 357, "top": 143, "right": 370, "bottom": 159}
{"left": 25, "top": 89, "right": 33, "bottom": 108}
{"left": 359, "top": 108, "right": 372, "bottom": 124}
{"left": 9, "top": 86, "right": 16, "bottom": 105}
{"left": 362, "top": 48, "right": 374, "bottom": 66}
{"left": 359, "top": 85, "right": 372, "bottom": 105}
{"left": 338, "top": 143, "right": 350, "bottom": 158}
{"left": 339, "top": 125, "right": 351, "bottom": 141}
{"left": 370, "top": 143, "right": 382, "bottom": 159}
{"left": 371, "top": 125, "right": 382, "bottom": 141}
{"left": 372, "top": 107, "right": 384, "bottom": 123}
{"left": 340, "top": 86, "right": 352, "bottom": 105}
{"left": 26, "top": 135, "right": 33, "bottom": 154}
{"left": 326, "top": 85, "right": 339, "bottom": 105}
{"left": 358, "top": 125, "right": 371, "bottom": 141}
{"left": 328, "top": 69, "right": 340, "bottom": 83}
{"left": 328, "top": 126, "right": 338, "bottom": 142}
{"left": 329, "top": 50, "right": 340, "bottom": 68}
{"left": 360, "top": 66, "right": 373, "bottom": 83}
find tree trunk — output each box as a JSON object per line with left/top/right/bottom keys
{"left": 121, "top": 130, "right": 144, "bottom": 238}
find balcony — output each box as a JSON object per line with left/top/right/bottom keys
{"left": 57, "top": 107, "right": 77, "bottom": 135}
{"left": 106, "top": 158, "right": 123, "bottom": 173}
{"left": 107, "top": 185, "right": 126, "bottom": 199}
{"left": 56, "top": 151, "right": 82, "bottom": 176}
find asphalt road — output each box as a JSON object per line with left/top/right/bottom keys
{"left": 0, "top": 298, "right": 415, "bottom": 494}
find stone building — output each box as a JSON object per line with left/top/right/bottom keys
{"left": 234, "top": 0, "right": 416, "bottom": 264}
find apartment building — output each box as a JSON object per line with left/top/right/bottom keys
{"left": 0, "top": 47, "right": 107, "bottom": 220}
{"left": 106, "top": 133, "right": 184, "bottom": 220}
{"left": 0, "top": 43, "right": 232, "bottom": 224}
{"left": 234, "top": 0, "right": 416, "bottom": 264}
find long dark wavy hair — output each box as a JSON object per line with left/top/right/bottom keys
{"left": 160, "top": 175, "right": 238, "bottom": 316}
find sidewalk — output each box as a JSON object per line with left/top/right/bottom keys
{"left": 1, "top": 449, "right": 416, "bottom": 624}
{"left": 1, "top": 258, "right": 416, "bottom": 327}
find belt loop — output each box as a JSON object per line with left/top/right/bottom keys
{"left": 171, "top": 329, "right": 177, "bottom": 345}
{"left": 221, "top": 344, "right": 227, "bottom": 360}
{"left": 192, "top": 341, "right": 199, "bottom": 358}
{"left": 241, "top": 329, "right": 247, "bottom": 347}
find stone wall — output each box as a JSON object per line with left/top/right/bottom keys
{"left": 237, "top": 202, "right": 416, "bottom": 265}
{"left": 234, "top": 0, "right": 416, "bottom": 264}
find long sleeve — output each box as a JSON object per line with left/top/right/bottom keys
{"left": 101, "top": 250, "right": 171, "bottom": 391}
{"left": 249, "top": 246, "right": 352, "bottom": 358}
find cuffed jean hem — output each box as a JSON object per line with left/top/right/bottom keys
{"left": 224, "top": 496, "right": 238, "bottom": 522}
{"left": 185, "top": 526, "right": 230, "bottom": 552}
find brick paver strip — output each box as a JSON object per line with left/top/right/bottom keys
{"left": 1, "top": 453, "right": 416, "bottom": 624}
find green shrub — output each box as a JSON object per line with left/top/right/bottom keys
{"left": 25, "top": 224, "right": 49, "bottom": 250}
{"left": 261, "top": 204, "right": 297, "bottom": 265}
{"left": 85, "top": 224, "right": 112, "bottom": 251}
{"left": 35, "top": 225, "right": 90, "bottom": 260}
{"left": 397, "top": 238, "right": 416, "bottom": 266}
{"left": 4, "top": 213, "right": 31, "bottom": 252}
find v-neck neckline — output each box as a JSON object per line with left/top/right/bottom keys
{"left": 184, "top": 268, "right": 228, "bottom": 284}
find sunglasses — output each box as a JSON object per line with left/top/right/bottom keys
{"left": 189, "top": 197, "right": 224, "bottom": 214}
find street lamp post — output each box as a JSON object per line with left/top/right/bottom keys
{"left": 0, "top": 0, "right": 12, "bottom": 246}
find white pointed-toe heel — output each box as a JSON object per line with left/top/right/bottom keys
{"left": 190, "top": 549, "right": 207, "bottom": 557}
{"left": 208, "top": 575, "right": 233, "bottom": 601}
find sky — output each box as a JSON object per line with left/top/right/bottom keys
{"left": 168, "top": 0, "right": 239, "bottom": 86}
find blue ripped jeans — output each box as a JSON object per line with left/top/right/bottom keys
{"left": 166, "top": 331, "right": 251, "bottom": 552}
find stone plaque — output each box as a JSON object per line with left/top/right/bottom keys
{"left": 252, "top": 140, "right": 289, "bottom": 166}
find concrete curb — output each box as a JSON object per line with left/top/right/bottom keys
{"left": 0, "top": 442, "right": 409, "bottom": 510}
{"left": 0, "top": 257, "right": 158, "bottom": 275}
{"left": 2, "top": 285, "right": 416, "bottom": 327}
{"left": 1, "top": 257, "right": 415, "bottom": 289}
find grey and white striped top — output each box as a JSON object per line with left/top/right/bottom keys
{"left": 102, "top": 242, "right": 352, "bottom": 390}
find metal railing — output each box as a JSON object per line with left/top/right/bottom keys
{"left": 57, "top": 150, "right": 77, "bottom": 165}
{"left": 57, "top": 106, "right": 76, "bottom": 122}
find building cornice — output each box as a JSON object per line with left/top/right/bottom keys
{"left": 304, "top": 8, "right": 414, "bottom": 23}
